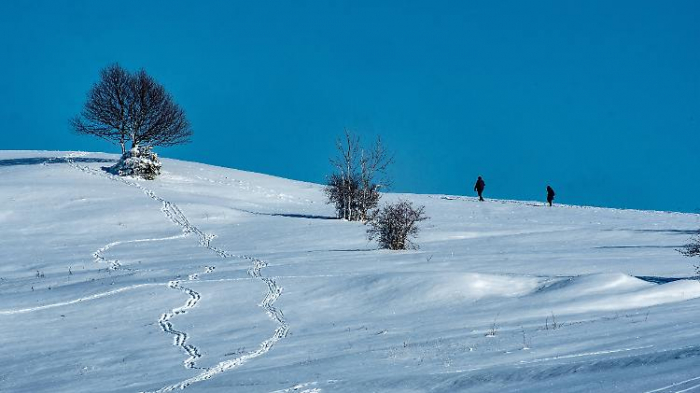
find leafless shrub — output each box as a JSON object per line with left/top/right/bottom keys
{"left": 545, "top": 312, "right": 563, "bottom": 330}
{"left": 485, "top": 314, "right": 500, "bottom": 337}
{"left": 677, "top": 236, "right": 700, "bottom": 278}
{"left": 367, "top": 200, "right": 427, "bottom": 250}
{"left": 521, "top": 327, "right": 532, "bottom": 350}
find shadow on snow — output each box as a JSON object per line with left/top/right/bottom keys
{"left": 0, "top": 157, "right": 115, "bottom": 167}
{"left": 595, "top": 245, "right": 682, "bottom": 250}
{"left": 636, "top": 276, "right": 700, "bottom": 284}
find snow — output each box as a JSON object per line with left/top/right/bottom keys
{"left": 1, "top": 150, "right": 699, "bottom": 392}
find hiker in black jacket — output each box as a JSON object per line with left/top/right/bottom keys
{"left": 546, "top": 185, "right": 555, "bottom": 206}
{"left": 474, "top": 176, "right": 485, "bottom": 201}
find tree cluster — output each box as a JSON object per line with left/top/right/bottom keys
{"left": 72, "top": 64, "right": 191, "bottom": 155}
{"left": 325, "top": 130, "right": 392, "bottom": 222}
{"left": 325, "top": 131, "right": 429, "bottom": 250}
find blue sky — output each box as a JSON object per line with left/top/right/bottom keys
{"left": 1, "top": 1, "right": 699, "bottom": 212}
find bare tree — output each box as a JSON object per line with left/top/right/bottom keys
{"left": 327, "top": 130, "right": 361, "bottom": 220}
{"left": 72, "top": 64, "right": 192, "bottom": 154}
{"left": 326, "top": 130, "right": 393, "bottom": 221}
{"left": 128, "top": 69, "right": 191, "bottom": 149}
{"left": 367, "top": 200, "right": 428, "bottom": 250}
{"left": 358, "top": 136, "right": 393, "bottom": 221}
{"left": 71, "top": 64, "right": 131, "bottom": 154}
{"left": 326, "top": 171, "right": 361, "bottom": 220}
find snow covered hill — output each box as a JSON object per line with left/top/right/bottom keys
{"left": 1, "top": 150, "right": 700, "bottom": 393}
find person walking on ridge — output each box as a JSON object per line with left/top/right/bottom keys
{"left": 474, "top": 176, "right": 486, "bottom": 201}
{"left": 546, "top": 185, "right": 555, "bottom": 207}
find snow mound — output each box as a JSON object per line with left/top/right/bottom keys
{"left": 536, "top": 273, "right": 652, "bottom": 297}
{"left": 305, "top": 273, "right": 544, "bottom": 315}
{"left": 109, "top": 146, "right": 162, "bottom": 179}
{"left": 530, "top": 273, "right": 700, "bottom": 316}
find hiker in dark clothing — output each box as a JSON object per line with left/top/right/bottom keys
{"left": 474, "top": 176, "right": 485, "bottom": 201}
{"left": 546, "top": 185, "right": 555, "bottom": 206}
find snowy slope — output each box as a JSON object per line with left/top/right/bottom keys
{"left": 1, "top": 150, "right": 699, "bottom": 393}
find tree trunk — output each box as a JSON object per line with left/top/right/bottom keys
{"left": 130, "top": 137, "right": 140, "bottom": 154}
{"left": 130, "top": 132, "right": 138, "bottom": 151}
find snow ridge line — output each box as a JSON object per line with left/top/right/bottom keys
{"left": 268, "top": 381, "right": 321, "bottom": 393}
{"left": 94, "top": 235, "right": 188, "bottom": 271}
{"left": 194, "top": 174, "right": 312, "bottom": 204}
{"left": 430, "top": 194, "right": 688, "bottom": 215}
{"left": 643, "top": 376, "right": 700, "bottom": 393}
{"left": 0, "top": 274, "right": 298, "bottom": 315}
{"left": 517, "top": 345, "right": 654, "bottom": 365}
{"left": 63, "top": 155, "right": 289, "bottom": 391}
{"left": 0, "top": 283, "right": 163, "bottom": 315}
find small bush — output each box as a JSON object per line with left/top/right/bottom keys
{"left": 367, "top": 200, "right": 427, "bottom": 250}
{"left": 109, "top": 146, "right": 162, "bottom": 180}
{"left": 678, "top": 236, "right": 700, "bottom": 277}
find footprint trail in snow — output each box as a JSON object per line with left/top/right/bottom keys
{"left": 64, "top": 153, "right": 289, "bottom": 391}
{"left": 158, "top": 266, "right": 215, "bottom": 369}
